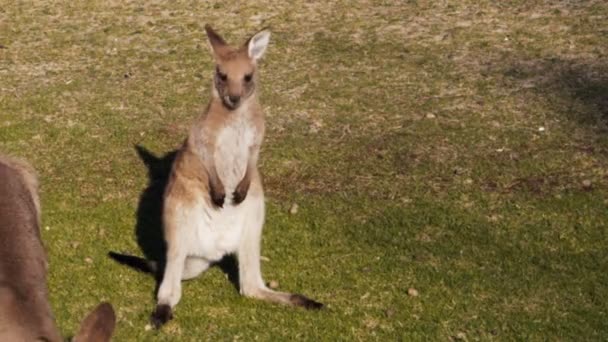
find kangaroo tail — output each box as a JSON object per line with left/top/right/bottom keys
{"left": 108, "top": 251, "right": 158, "bottom": 275}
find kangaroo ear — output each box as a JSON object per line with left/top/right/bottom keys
{"left": 135, "top": 145, "right": 159, "bottom": 167}
{"left": 73, "top": 302, "right": 116, "bottom": 342}
{"left": 205, "top": 24, "right": 227, "bottom": 57}
{"left": 246, "top": 29, "right": 270, "bottom": 61}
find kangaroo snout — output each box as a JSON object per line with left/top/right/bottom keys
{"left": 228, "top": 95, "right": 240, "bottom": 104}
{"left": 224, "top": 94, "right": 241, "bottom": 109}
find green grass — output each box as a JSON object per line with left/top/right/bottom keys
{"left": 1, "top": 0, "right": 608, "bottom": 340}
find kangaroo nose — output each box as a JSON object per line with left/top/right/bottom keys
{"left": 229, "top": 95, "right": 240, "bottom": 104}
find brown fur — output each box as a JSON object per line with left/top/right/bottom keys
{"left": 0, "top": 154, "right": 116, "bottom": 341}
{"left": 73, "top": 302, "right": 117, "bottom": 342}
{"left": 0, "top": 155, "right": 60, "bottom": 341}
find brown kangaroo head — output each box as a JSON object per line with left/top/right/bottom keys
{"left": 204, "top": 24, "right": 270, "bottom": 110}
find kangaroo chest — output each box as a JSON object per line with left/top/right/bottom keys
{"left": 214, "top": 116, "right": 255, "bottom": 191}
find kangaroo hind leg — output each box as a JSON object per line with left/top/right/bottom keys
{"left": 152, "top": 241, "right": 187, "bottom": 327}
{"left": 237, "top": 196, "right": 323, "bottom": 309}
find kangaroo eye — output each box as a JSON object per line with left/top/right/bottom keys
{"left": 216, "top": 67, "right": 227, "bottom": 81}
{"left": 244, "top": 73, "right": 253, "bottom": 82}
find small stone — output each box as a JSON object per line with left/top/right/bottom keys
{"left": 426, "top": 113, "right": 436, "bottom": 119}
{"left": 269, "top": 280, "right": 279, "bottom": 289}
{"left": 289, "top": 203, "right": 299, "bottom": 215}
{"left": 538, "top": 126, "right": 545, "bottom": 132}
{"left": 85, "top": 257, "right": 93, "bottom": 264}
{"left": 250, "top": 14, "right": 263, "bottom": 23}
{"left": 455, "top": 332, "right": 467, "bottom": 341}
{"left": 464, "top": 178, "right": 473, "bottom": 185}
{"left": 582, "top": 179, "right": 592, "bottom": 189}
{"left": 145, "top": 323, "right": 153, "bottom": 331}
{"left": 407, "top": 288, "right": 419, "bottom": 297}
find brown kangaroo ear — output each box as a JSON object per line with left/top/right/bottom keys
{"left": 205, "top": 24, "right": 227, "bottom": 57}
{"left": 73, "top": 302, "right": 116, "bottom": 342}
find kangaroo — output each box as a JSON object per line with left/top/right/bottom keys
{"left": 151, "top": 25, "right": 323, "bottom": 327}
{"left": 0, "top": 154, "right": 116, "bottom": 341}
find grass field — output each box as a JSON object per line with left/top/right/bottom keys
{"left": 1, "top": 0, "right": 608, "bottom": 340}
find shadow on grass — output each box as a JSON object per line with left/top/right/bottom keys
{"left": 214, "top": 254, "right": 240, "bottom": 292}
{"left": 556, "top": 63, "right": 608, "bottom": 128}
{"left": 109, "top": 145, "right": 240, "bottom": 291}
{"left": 107, "top": 145, "right": 176, "bottom": 291}
{"left": 503, "top": 58, "right": 608, "bottom": 131}
{"left": 133, "top": 145, "right": 176, "bottom": 271}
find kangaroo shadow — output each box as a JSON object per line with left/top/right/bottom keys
{"left": 132, "top": 145, "right": 240, "bottom": 291}
{"left": 133, "top": 145, "right": 177, "bottom": 279}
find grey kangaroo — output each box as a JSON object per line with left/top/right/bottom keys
{"left": 149, "top": 25, "right": 323, "bottom": 327}
{"left": 0, "top": 154, "right": 116, "bottom": 341}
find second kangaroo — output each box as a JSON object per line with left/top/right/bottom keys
{"left": 152, "top": 25, "right": 323, "bottom": 327}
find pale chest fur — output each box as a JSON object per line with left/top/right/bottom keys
{"left": 214, "top": 112, "right": 255, "bottom": 192}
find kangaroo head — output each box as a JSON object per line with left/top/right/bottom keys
{"left": 204, "top": 25, "right": 270, "bottom": 110}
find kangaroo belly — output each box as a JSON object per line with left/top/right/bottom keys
{"left": 183, "top": 199, "right": 250, "bottom": 261}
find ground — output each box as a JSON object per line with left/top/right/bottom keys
{"left": 1, "top": 0, "right": 607, "bottom": 340}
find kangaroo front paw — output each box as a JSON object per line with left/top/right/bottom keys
{"left": 151, "top": 304, "right": 173, "bottom": 328}
{"left": 210, "top": 188, "right": 225, "bottom": 208}
{"left": 233, "top": 178, "right": 250, "bottom": 205}
{"left": 232, "top": 189, "right": 247, "bottom": 205}
{"left": 290, "top": 294, "right": 324, "bottom": 310}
